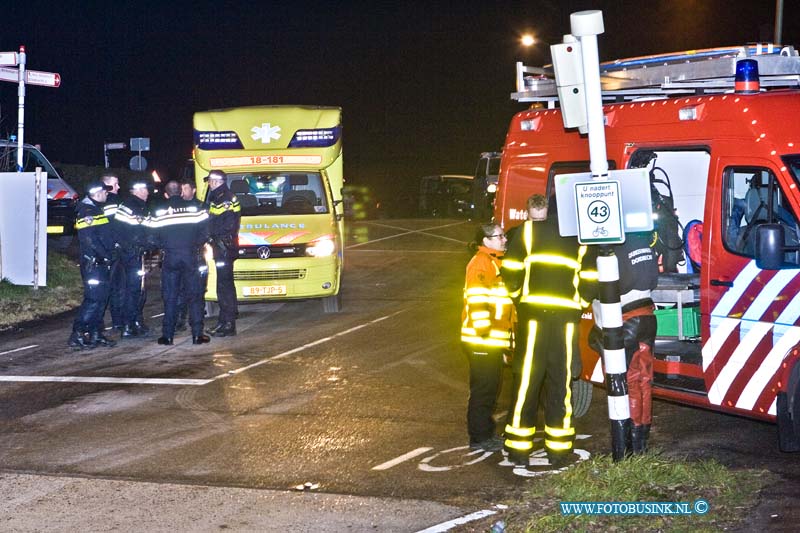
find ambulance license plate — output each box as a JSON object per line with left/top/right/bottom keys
{"left": 243, "top": 285, "right": 286, "bottom": 296}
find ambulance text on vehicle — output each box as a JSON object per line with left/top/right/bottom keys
{"left": 499, "top": 44, "right": 800, "bottom": 451}
{"left": 193, "top": 105, "right": 344, "bottom": 313}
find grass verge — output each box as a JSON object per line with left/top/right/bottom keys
{"left": 495, "top": 452, "right": 775, "bottom": 532}
{"left": 0, "top": 251, "right": 82, "bottom": 330}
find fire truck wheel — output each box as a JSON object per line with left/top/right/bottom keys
{"left": 571, "top": 379, "right": 593, "bottom": 418}
{"left": 777, "top": 361, "right": 800, "bottom": 452}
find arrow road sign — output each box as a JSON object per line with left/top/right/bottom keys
{"left": 0, "top": 52, "right": 18, "bottom": 66}
{"left": 0, "top": 67, "right": 61, "bottom": 87}
{"left": 25, "top": 69, "right": 60, "bottom": 87}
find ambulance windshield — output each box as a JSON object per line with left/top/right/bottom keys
{"left": 221, "top": 171, "right": 328, "bottom": 216}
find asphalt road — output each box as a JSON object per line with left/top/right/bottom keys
{"left": 0, "top": 219, "right": 798, "bottom": 532}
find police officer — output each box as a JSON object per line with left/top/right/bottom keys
{"left": 68, "top": 181, "right": 117, "bottom": 349}
{"left": 114, "top": 179, "right": 152, "bottom": 338}
{"left": 176, "top": 179, "right": 203, "bottom": 331}
{"left": 102, "top": 173, "right": 125, "bottom": 331}
{"left": 149, "top": 180, "right": 210, "bottom": 345}
{"left": 205, "top": 170, "right": 241, "bottom": 337}
{"left": 501, "top": 194, "right": 597, "bottom": 467}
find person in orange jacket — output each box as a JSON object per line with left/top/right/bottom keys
{"left": 461, "top": 222, "right": 515, "bottom": 452}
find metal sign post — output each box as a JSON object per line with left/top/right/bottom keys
{"left": 554, "top": 10, "right": 631, "bottom": 461}
{"left": 0, "top": 46, "right": 62, "bottom": 170}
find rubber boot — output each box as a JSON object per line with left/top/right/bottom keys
{"left": 631, "top": 425, "right": 645, "bottom": 454}
{"left": 640, "top": 424, "right": 650, "bottom": 453}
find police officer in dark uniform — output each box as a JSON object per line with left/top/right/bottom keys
{"left": 149, "top": 181, "right": 209, "bottom": 344}
{"left": 102, "top": 173, "right": 125, "bottom": 331}
{"left": 205, "top": 170, "right": 241, "bottom": 337}
{"left": 501, "top": 194, "right": 597, "bottom": 467}
{"left": 68, "top": 181, "right": 118, "bottom": 349}
{"left": 176, "top": 179, "right": 203, "bottom": 331}
{"left": 114, "top": 179, "right": 152, "bottom": 338}
{"left": 149, "top": 180, "right": 210, "bottom": 345}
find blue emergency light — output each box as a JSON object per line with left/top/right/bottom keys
{"left": 735, "top": 59, "right": 760, "bottom": 93}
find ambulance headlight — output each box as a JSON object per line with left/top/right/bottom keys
{"left": 306, "top": 237, "right": 336, "bottom": 257}
{"left": 487, "top": 183, "right": 497, "bottom": 193}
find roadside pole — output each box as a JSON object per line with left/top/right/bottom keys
{"left": 17, "top": 46, "right": 26, "bottom": 171}
{"left": 570, "top": 10, "right": 631, "bottom": 461}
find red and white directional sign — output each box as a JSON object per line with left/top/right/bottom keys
{"left": 25, "top": 69, "right": 60, "bottom": 87}
{"left": 0, "top": 52, "right": 18, "bottom": 66}
{"left": 0, "top": 66, "right": 61, "bottom": 87}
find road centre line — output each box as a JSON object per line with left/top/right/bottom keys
{"left": 371, "top": 447, "right": 434, "bottom": 470}
{"left": 0, "top": 345, "right": 38, "bottom": 357}
{"left": 0, "top": 312, "right": 403, "bottom": 386}
{"left": 211, "top": 310, "right": 406, "bottom": 380}
{"left": 416, "top": 508, "right": 500, "bottom": 533}
{"left": 347, "top": 220, "right": 467, "bottom": 249}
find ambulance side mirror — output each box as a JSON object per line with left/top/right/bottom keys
{"left": 755, "top": 224, "right": 784, "bottom": 270}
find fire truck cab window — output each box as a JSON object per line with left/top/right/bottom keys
{"left": 723, "top": 167, "right": 800, "bottom": 264}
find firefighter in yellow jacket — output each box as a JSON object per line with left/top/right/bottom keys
{"left": 501, "top": 194, "right": 597, "bottom": 467}
{"left": 461, "top": 223, "right": 515, "bottom": 452}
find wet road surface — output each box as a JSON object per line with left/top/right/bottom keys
{"left": 0, "top": 219, "right": 798, "bottom": 531}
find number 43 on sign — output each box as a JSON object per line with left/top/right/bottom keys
{"left": 574, "top": 180, "right": 624, "bottom": 244}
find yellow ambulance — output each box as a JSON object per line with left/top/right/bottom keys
{"left": 193, "top": 105, "right": 344, "bottom": 312}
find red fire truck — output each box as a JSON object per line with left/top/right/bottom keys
{"left": 496, "top": 44, "right": 800, "bottom": 451}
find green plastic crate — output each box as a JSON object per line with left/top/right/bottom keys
{"left": 654, "top": 306, "right": 700, "bottom": 338}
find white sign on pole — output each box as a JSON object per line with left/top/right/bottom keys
{"left": 0, "top": 52, "right": 18, "bottom": 66}
{"left": 574, "top": 179, "right": 624, "bottom": 244}
{"left": 0, "top": 66, "right": 61, "bottom": 87}
{"left": 0, "top": 66, "right": 19, "bottom": 83}
{"left": 24, "top": 69, "right": 61, "bottom": 87}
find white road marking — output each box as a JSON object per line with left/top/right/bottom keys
{"left": 415, "top": 509, "right": 498, "bottom": 533}
{"left": 0, "top": 376, "right": 211, "bottom": 385}
{"left": 211, "top": 310, "right": 406, "bottom": 381}
{"left": 0, "top": 312, "right": 404, "bottom": 387}
{"left": 0, "top": 345, "right": 37, "bottom": 356}
{"left": 372, "top": 447, "right": 434, "bottom": 470}
{"left": 347, "top": 220, "right": 467, "bottom": 248}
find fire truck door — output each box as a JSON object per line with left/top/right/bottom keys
{"left": 704, "top": 159, "right": 800, "bottom": 411}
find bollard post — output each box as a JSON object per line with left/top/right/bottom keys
{"left": 597, "top": 248, "right": 630, "bottom": 460}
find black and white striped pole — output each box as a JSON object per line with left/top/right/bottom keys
{"left": 597, "top": 248, "right": 631, "bottom": 460}
{"left": 568, "top": 10, "right": 631, "bottom": 460}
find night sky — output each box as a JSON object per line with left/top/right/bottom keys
{"left": 2, "top": 1, "right": 798, "bottom": 206}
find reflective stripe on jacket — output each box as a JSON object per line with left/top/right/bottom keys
{"left": 461, "top": 246, "right": 515, "bottom": 348}
{"left": 502, "top": 219, "right": 597, "bottom": 315}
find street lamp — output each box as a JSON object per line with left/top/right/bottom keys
{"left": 521, "top": 34, "right": 536, "bottom": 47}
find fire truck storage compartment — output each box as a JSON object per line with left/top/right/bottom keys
{"left": 652, "top": 273, "right": 701, "bottom": 339}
